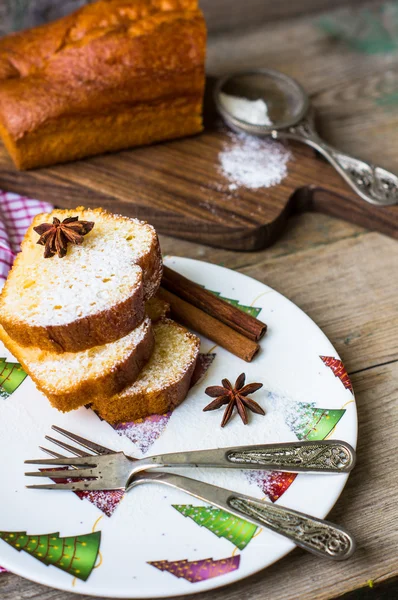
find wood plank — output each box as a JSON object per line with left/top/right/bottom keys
{"left": 1, "top": 1, "right": 398, "bottom": 598}
{"left": 1, "top": 5, "right": 398, "bottom": 250}
{"left": 158, "top": 214, "right": 398, "bottom": 374}
{"left": 200, "top": 0, "right": 366, "bottom": 33}
{"left": 207, "top": 3, "right": 398, "bottom": 172}
{"left": 0, "top": 105, "right": 397, "bottom": 250}
{"left": 0, "top": 0, "right": 367, "bottom": 36}
{"left": 2, "top": 360, "right": 397, "bottom": 600}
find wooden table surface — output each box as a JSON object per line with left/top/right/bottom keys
{"left": 1, "top": 1, "right": 398, "bottom": 599}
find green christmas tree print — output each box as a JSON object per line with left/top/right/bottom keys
{"left": 245, "top": 395, "right": 347, "bottom": 502}
{"left": 173, "top": 505, "right": 257, "bottom": 550}
{"left": 0, "top": 358, "right": 27, "bottom": 398}
{"left": 286, "top": 403, "right": 345, "bottom": 441}
{"left": 209, "top": 290, "right": 262, "bottom": 318}
{"left": 0, "top": 531, "right": 100, "bottom": 581}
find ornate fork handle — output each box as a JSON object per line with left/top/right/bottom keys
{"left": 147, "top": 440, "right": 356, "bottom": 474}
{"left": 131, "top": 471, "right": 355, "bottom": 560}
{"left": 226, "top": 441, "right": 355, "bottom": 472}
{"left": 278, "top": 113, "right": 398, "bottom": 207}
{"left": 228, "top": 497, "right": 355, "bottom": 560}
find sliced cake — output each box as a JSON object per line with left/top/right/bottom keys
{"left": 0, "top": 318, "right": 154, "bottom": 412}
{"left": 0, "top": 207, "right": 162, "bottom": 352}
{"left": 145, "top": 296, "right": 170, "bottom": 322}
{"left": 92, "top": 319, "right": 200, "bottom": 423}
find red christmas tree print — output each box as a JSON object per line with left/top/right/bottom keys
{"left": 245, "top": 470, "right": 298, "bottom": 503}
{"left": 320, "top": 356, "right": 353, "bottom": 393}
{"left": 114, "top": 413, "right": 172, "bottom": 454}
{"left": 74, "top": 489, "right": 124, "bottom": 517}
{"left": 148, "top": 555, "right": 240, "bottom": 583}
{"left": 41, "top": 468, "right": 123, "bottom": 517}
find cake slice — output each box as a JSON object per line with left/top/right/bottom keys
{"left": 0, "top": 318, "right": 154, "bottom": 412}
{"left": 145, "top": 296, "right": 170, "bottom": 322}
{"left": 0, "top": 207, "right": 162, "bottom": 352}
{"left": 92, "top": 319, "right": 200, "bottom": 423}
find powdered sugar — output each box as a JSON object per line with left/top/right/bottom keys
{"left": 219, "top": 132, "right": 291, "bottom": 190}
{"left": 2, "top": 210, "right": 157, "bottom": 327}
{"left": 115, "top": 413, "right": 172, "bottom": 454}
{"left": 136, "top": 386, "right": 297, "bottom": 497}
{"left": 219, "top": 93, "right": 271, "bottom": 126}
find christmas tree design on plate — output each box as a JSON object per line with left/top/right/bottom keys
{"left": 286, "top": 403, "right": 346, "bottom": 441}
{"left": 114, "top": 413, "right": 172, "bottom": 455}
{"left": 245, "top": 470, "right": 298, "bottom": 504}
{"left": 0, "top": 531, "right": 100, "bottom": 581}
{"left": 74, "top": 489, "right": 124, "bottom": 518}
{"left": 0, "top": 358, "right": 27, "bottom": 398}
{"left": 148, "top": 555, "right": 240, "bottom": 583}
{"left": 209, "top": 290, "right": 262, "bottom": 318}
{"left": 320, "top": 356, "right": 353, "bottom": 394}
{"left": 247, "top": 401, "right": 346, "bottom": 501}
{"left": 41, "top": 467, "right": 124, "bottom": 518}
{"left": 173, "top": 505, "right": 257, "bottom": 550}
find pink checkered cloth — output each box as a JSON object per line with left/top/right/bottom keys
{"left": 0, "top": 191, "right": 53, "bottom": 575}
{"left": 0, "top": 191, "right": 53, "bottom": 288}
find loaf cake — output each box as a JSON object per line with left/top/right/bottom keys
{"left": 0, "top": 0, "right": 206, "bottom": 169}
{"left": 0, "top": 207, "right": 162, "bottom": 352}
{"left": 0, "top": 318, "right": 154, "bottom": 412}
{"left": 92, "top": 318, "right": 200, "bottom": 423}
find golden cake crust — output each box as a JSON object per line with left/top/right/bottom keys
{"left": 0, "top": 207, "right": 163, "bottom": 352}
{"left": 0, "top": 318, "right": 155, "bottom": 412}
{"left": 92, "top": 318, "right": 200, "bottom": 423}
{"left": 0, "top": 0, "right": 206, "bottom": 169}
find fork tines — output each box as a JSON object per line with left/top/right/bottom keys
{"left": 25, "top": 425, "right": 115, "bottom": 490}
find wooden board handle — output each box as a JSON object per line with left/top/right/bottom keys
{"left": 308, "top": 187, "right": 398, "bottom": 240}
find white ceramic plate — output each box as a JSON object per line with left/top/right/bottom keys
{"left": 0, "top": 257, "right": 357, "bottom": 598}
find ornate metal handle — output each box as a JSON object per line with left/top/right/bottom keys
{"left": 279, "top": 114, "right": 398, "bottom": 207}
{"left": 130, "top": 471, "right": 356, "bottom": 561}
{"left": 228, "top": 496, "right": 355, "bottom": 560}
{"left": 143, "top": 440, "right": 355, "bottom": 474}
{"left": 226, "top": 440, "right": 355, "bottom": 473}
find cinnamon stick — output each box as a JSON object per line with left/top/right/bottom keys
{"left": 158, "top": 287, "right": 260, "bottom": 362}
{"left": 162, "top": 266, "right": 267, "bottom": 342}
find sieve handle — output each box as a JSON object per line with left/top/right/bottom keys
{"left": 279, "top": 112, "right": 398, "bottom": 207}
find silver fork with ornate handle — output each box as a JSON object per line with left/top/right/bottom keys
{"left": 25, "top": 425, "right": 356, "bottom": 474}
{"left": 24, "top": 427, "right": 356, "bottom": 561}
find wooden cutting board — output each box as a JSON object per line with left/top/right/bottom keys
{"left": 0, "top": 83, "right": 396, "bottom": 251}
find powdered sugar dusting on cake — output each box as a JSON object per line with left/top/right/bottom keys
{"left": 4, "top": 209, "right": 157, "bottom": 327}
{"left": 27, "top": 318, "right": 151, "bottom": 387}
{"left": 219, "top": 132, "right": 291, "bottom": 190}
{"left": 119, "top": 320, "right": 200, "bottom": 397}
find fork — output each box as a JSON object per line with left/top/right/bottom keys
{"left": 24, "top": 427, "right": 356, "bottom": 560}
{"left": 25, "top": 425, "right": 356, "bottom": 475}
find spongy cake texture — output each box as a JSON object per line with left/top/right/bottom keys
{"left": 0, "top": 207, "right": 162, "bottom": 352}
{"left": 0, "top": 317, "right": 154, "bottom": 412}
{"left": 92, "top": 318, "right": 200, "bottom": 423}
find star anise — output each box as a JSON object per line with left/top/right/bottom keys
{"left": 203, "top": 373, "right": 264, "bottom": 427}
{"left": 33, "top": 216, "right": 95, "bottom": 258}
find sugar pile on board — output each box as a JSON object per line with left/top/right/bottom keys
{"left": 219, "top": 132, "right": 291, "bottom": 191}
{"left": 220, "top": 92, "right": 272, "bottom": 126}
